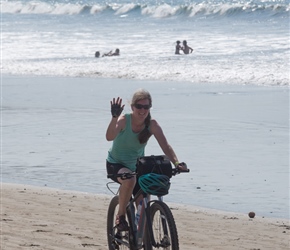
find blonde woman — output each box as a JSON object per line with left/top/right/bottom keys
{"left": 106, "top": 89, "right": 187, "bottom": 231}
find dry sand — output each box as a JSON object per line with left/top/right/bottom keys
{"left": 1, "top": 183, "right": 289, "bottom": 250}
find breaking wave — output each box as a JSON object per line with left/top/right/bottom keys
{"left": 2, "top": 0, "right": 289, "bottom": 19}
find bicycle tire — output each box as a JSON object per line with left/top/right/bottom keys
{"left": 144, "top": 201, "right": 179, "bottom": 250}
{"left": 107, "top": 195, "right": 134, "bottom": 250}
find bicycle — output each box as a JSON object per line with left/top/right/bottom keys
{"left": 106, "top": 163, "right": 189, "bottom": 250}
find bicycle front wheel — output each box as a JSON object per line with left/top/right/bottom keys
{"left": 144, "top": 201, "right": 179, "bottom": 250}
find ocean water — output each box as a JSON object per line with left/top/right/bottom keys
{"left": 1, "top": 0, "right": 290, "bottom": 86}
{"left": 2, "top": 75, "right": 289, "bottom": 219}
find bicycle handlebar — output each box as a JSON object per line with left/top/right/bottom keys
{"left": 107, "top": 167, "right": 190, "bottom": 180}
{"left": 172, "top": 167, "right": 190, "bottom": 175}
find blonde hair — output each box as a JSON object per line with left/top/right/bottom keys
{"left": 131, "top": 89, "right": 152, "bottom": 144}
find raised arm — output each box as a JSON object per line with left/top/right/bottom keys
{"left": 106, "top": 97, "right": 125, "bottom": 141}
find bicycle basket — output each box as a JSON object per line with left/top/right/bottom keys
{"left": 136, "top": 155, "right": 173, "bottom": 178}
{"left": 138, "top": 173, "right": 171, "bottom": 196}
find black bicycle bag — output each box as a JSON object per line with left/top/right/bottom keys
{"left": 136, "top": 155, "right": 173, "bottom": 178}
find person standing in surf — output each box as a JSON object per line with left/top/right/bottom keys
{"left": 182, "top": 40, "right": 193, "bottom": 54}
{"left": 175, "top": 40, "right": 182, "bottom": 54}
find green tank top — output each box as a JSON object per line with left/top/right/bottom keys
{"left": 107, "top": 113, "right": 147, "bottom": 171}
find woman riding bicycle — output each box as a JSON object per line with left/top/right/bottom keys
{"left": 106, "top": 89, "right": 187, "bottom": 232}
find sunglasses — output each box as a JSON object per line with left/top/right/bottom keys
{"left": 134, "top": 104, "right": 151, "bottom": 110}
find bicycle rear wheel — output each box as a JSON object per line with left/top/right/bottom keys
{"left": 107, "top": 195, "right": 133, "bottom": 250}
{"left": 144, "top": 201, "right": 179, "bottom": 250}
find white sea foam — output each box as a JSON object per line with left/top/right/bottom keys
{"left": 2, "top": 0, "right": 289, "bottom": 86}
{"left": 2, "top": 1, "right": 289, "bottom": 16}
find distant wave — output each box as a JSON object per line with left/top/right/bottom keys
{"left": 2, "top": 1, "right": 289, "bottom": 19}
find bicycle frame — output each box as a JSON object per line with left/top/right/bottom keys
{"left": 110, "top": 188, "right": 169, "bottom": 249}
{"left": 107, "top": 166, "right": 189, "bottom": 250}
{"left": 127, "top": 190, "right": 148, "bottom": 248}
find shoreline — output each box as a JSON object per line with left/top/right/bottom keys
{"left": 1, "top": 181, "right": 289, "bottom": 221}
{"left": 1, "top": 183, "right": 289, "bottom": 249}
{"left": 2, "top": 73, "right": 290, "bottom": 88}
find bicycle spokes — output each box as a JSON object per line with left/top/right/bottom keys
{"left": 152, "top": 212, "right": 171, "bottom": 247}
{"left": 148, "top": 201, "right": 179, "bottom": 249}
{"left": 160, "top": 235, "right": 171, "bottom": 248}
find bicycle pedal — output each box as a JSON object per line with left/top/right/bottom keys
{"left": 114, "top": 231, "right": 122, "bottom": 245}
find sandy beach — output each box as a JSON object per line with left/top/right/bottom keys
{"left": 1, "top": 183, "right": 289, "bottom": 250}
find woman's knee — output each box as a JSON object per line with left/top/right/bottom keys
{"left": 119, "top": 177, "right": 136, "bottom": 187}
